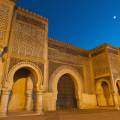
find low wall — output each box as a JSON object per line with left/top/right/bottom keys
{"left": 80, "top": 93, "right": 97, "bottom": 109}
{"left": 42, "top": 92, "right": 98, "bottom": 111}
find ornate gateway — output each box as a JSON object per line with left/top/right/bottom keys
{"left": 0, "top": 0, "right": 120, "bottom": 117}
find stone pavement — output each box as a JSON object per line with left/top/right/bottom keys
{"left": 0, "top": 109, "right": 120, "bottom": 120}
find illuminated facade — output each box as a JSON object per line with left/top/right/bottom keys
{"left": 0, "top": 0, "right": 120, "bottom": 117}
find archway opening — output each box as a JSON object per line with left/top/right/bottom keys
{"left": 14, "top": 68, "right": 31, "bottom": 81}
{"left": 56, "top": 74, "right": 77, "bottom": 110}
{"left": 8, "top": 67, "right": 35, "bottom": 112}
{"left": 101, "top": 82, "right": 110, "bottom": 106}
{"left": 116, "top": 81, "right": 120, "bottom": 95}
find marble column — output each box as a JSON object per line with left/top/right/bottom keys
{"left": 112, "top": 91, "right": 119, "bottom": 110}
{"left": 35, "top": 91, "right": 43, "bottom": 115}
{"left": 0, "top": 90, "right": 10, "bottom": 117}
{"left": 25, "top": 76, "right": 33, "bottom": 111}
{"left": 25, "top": 90, "right": 33, "bottom": 111}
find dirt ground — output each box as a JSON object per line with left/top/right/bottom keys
{"left": 0, "top": 109, "right": 120, "bottom": 120}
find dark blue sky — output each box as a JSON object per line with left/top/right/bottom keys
{"left": 17, "top": 0, "right": 120, "bottom": 50}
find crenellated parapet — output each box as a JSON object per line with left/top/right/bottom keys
{"left": 15, "top": 7, "right": 48, "bottom": 31}
{"left": 16, "top": 7, "right": 48, "bottom": 23}
{"left": 48, "top": 38, "right": 89, "bottom": 58}
{"left": 89, "top": 44, "right": 119, "bottom": 57}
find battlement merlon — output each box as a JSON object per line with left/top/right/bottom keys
{"left": 16, "top": 7, "right": 48, "bottom": 25}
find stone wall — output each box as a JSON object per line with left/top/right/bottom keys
{"left": 92, "top": 52, "right": 110, "bottom": 78}
{"left": 105, "top": 47, "right": 120, "bottom": 81}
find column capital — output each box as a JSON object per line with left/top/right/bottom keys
{"left": 1, "top": 89, "right": 10, "bottom": 95}
{"left": 35, "top": 90, "right": 44, "bottom": 95}
{"left": 26, "top": 90, "right": 33, "bottom": 95}
{"left": 111, "top": 90, "right": 117, "bottom": 94}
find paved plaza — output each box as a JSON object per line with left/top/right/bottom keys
{"left": 1, "top": 109, "right": 120, "bottom": 120}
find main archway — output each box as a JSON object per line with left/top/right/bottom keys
{"left": 8, "top": 68, "right": 34, "bottom": 111}
{"left": 6, "top": 62, "right": 43, "bottom": 91}
{"left": 1, "top": 62, "right": 43, "bottom": 114}
{"left": 49, "top": 65, "right": 83, "bottom": 110}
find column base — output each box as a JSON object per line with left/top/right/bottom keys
{"left": 35, "top": 111, "right": 44, "bottom": 115}
{"left": 0, "top": 112, "right": 7, "bottom": 117}
{"left": 114, "top": 106, "right": 120, "bottom": 110}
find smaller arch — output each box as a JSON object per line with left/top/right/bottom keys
{"left": 96, "top": 79, "right": 113, "bottom": 107}
{"left": 96, "top": 79, "right": 112, "bottom": 93}
{"left": 49, "top": 65, "right": 83, "bottom": 109}
{"left": 4, "top": 62, "right": 43, "bottom": 91}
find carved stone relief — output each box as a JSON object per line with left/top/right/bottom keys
{"left": 49, "top": 61, "right": 84, "bottom": 83}
{"left": 0, "top": 4, "right": 9, "bottom": 46}
{"left": 48, "top": 48, "right": 84, "bottom": 65}
{"left": 10, "top": 15, "right": 46, "bottom": 58}
{"left": 92, "top": 53, "right": 110, "bottom": 78}
{"left": 9, "top": 57, "right": 44, "bottom": 76}
{"left": 109, "top": 54, "right": 120, "bottom": 80}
